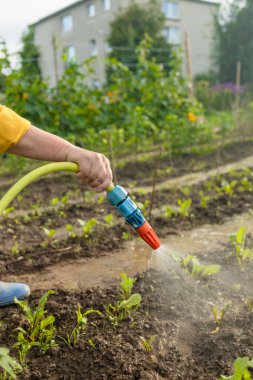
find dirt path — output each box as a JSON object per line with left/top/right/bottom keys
{"left": 5, "top": 211, "right": 253, "bottom": 292}
{"left": 137, "top": 154, "right": 253, "bottom": 194}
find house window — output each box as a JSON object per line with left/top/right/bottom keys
{"left": 66, "top": 46, "right": 76, "bottom": 61}
{"left": 87, "top": 3, "right": 96, "bottom": 17}
{"left": 163, "top": 27, "right": 181, "bottom": 45}
{"left": 162, "top": 1, "right": 179, "bottom": 19}
{"left": 90, "top": 39, "right": 98, "bottom": 56}
{"left": 105, "top": 41, "right": 112, "bottom": 53}
{"left": 102, "top": 0, "right": 111, "bottom": 11}
{"left": 61, "top": 14, "right": 73, "bottom": 32}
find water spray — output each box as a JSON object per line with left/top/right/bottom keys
{"left": 0, "top": 163, "right": 161, "bottom": 250}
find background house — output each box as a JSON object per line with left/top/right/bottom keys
{"left": 33, "top": 0, "right": 219, "bottom": 86}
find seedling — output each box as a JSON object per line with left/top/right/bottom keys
{"left": 238, "top": 177, "right": 252, "bottom": 192}
{"left": 164, "top": 206, "right": 176, "bottom": 218}
{"left": 11, "top": 242, "right": 20, "bottom": 257}
{"left": 221, "top": 179, "right": 237, "bottom": 197}
{"left": 105, "top": 293, "right": 142, "bottom": 326}
{"left": 230, "top": 227, "right": 253, "bottom": 267}
{"left": 244, "top": 298, "right": 253, "bottom": 312}
{"left": 210, "top": 302, "right": 232, "bottom": 334}
{"left": 182, "top": 255, "right": 220, "bottom": 279}
{"left": 219, "top": 357, "right": 253, "bottom": 379}
{"left": 198, "top": 191, "right": 210, "bottom": 209}
{"left": 65, "top": 224, "right": 77, "bottom": 239}
{"left": 41, "top": 227, "right": 57, "bottom": 248}
{"left": 105, "top": 273, "right": 141, "bottom": 326}
{"left": 13, "top": 290, "right": 57, "bottom": 364}
{"left": 104, "top": 214, "right": 114, "bottom": 226}
{"left": 177, "top": 199, "right": 192, "bottom": 218}
{"left": 136, "top": 200, "right": 150, "bottom": 214}
{"left": 0, "top": 347, "right": 21, "bottom": 379}
{"left": 97, "top": 195, "right": 105, "bottom": 205}
{"left": 122, "top": 232, "right": 131, "bottom": 240}
{"left": 120, "top": 273, "right": 136, "bottom": 300}
{"left": 60, "top": 304, "right": 100, "bottom": 347}
{"left": 78, "top": 218, "right": 98, "bottom": 238}
{"left": 51, "top": 197, "right": 59, "bottom": 206}
{"left": 140, "top": 336, "right": 155, "bottom": 353}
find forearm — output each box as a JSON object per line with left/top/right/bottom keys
{"left": 8, "top": 125, "right": 72, "bottom": 162}
{"left": 7, "top": 124, "right": 113, "bottom": 191}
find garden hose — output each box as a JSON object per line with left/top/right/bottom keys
{"left": 0, "top": 162, "right": 160, "bottom": 250}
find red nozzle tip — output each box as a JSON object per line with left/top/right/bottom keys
{"left": 136, "top": 221, "right": 161, "bottom": 250}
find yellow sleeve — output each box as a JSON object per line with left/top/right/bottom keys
{"left": 0, "top": 105, "right": 31, "bottom": 153}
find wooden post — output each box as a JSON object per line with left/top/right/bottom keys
{"left": 108, "top": 131, "right": 118, "bottom": 184}
{"left": 52, "top": 34, "right": 59, "bottom": 85}
{"left": 148, "top": 145, "right": 164, "bottom": 220}
{"left": 233, "top": 61, "right": 241, "bottom": 130}
{"left": 184, "top": 31, "right": 194, "bottom": 98}
{"left": 235, "top": 61, "right": 241, "bottom": 111}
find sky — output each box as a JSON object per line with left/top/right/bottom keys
{"left": 0, "top": 0, "right": 75, "bottom": 56}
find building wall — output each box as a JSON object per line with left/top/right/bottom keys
{"left": 33, "top": 0, "right": 219, "bottom": 86}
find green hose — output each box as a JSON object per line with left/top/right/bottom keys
{"left": 0, "top": 162, "right": 114, "bottom": 216}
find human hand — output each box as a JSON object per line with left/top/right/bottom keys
{"left": 66, "top": 146, "right": 113, "bottom": 192}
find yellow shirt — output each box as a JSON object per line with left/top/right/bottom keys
{"left": 0, "top": 105, "right": 31, "bottom": 153}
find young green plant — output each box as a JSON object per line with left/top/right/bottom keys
{"left": 60, "top": 304, "right": 100, "bottom": 347}
{"left": 181, "top": 255, "right": 220, "bottom": 279}
{"left": 210, "top": 302, "right": 232, "bottom": 334}
{"left": 0, "top": 347, "right": 21, "bottom": 379}
{"left": 230, "top": 227, "right": 253, "bottom": 267}
{"left": 219, "top": 357, "right": 253, "bottom": 380}
{"left": 13, "top": 290, "right": 57, "bottom": 364}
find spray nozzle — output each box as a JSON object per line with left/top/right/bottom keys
{"left": 107, "top": 185, "right": 161, "bottom": 250}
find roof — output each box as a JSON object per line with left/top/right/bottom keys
{"left": 32, "top": 0, "right": 219, "bottom": 26}
{"left": 32, "top": 0, "right": 85, "bottom": 26}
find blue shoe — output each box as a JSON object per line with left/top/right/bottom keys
{"left": 0, "top": 281, "right": 30, "bottom": 306}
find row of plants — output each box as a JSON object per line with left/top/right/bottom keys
{"left": 0, "top": 38, "right": 226, "bottom": 160}
{"left": 1, "top": 221, "right": 253, "bottom": 380}
{"left": 0, "top": 273, "right": 143, "bottom": 379}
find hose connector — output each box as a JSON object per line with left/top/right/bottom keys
{"left": 107, "top": 185, "right": 161, "bottom": 250}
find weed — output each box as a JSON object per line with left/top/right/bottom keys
{"left": 182, "top": 255, "right": 220, "bottom": 278}
{"left": 140, "top": 336, "right": 155, "bottom": 353}
{"left": 177, "top": 199, "right": 192, "bottom": 218}
{"left": 229, "top": 227, "right": 253, "bottom": 267}
{"left": 60, "top": 304, "right": 100, "bottom": 347}
{"left": 0, "top": 347, "right": 21, "bottom": 379}
{"left": 219, "top": 357, "right": 253, "bottom": 379}
{"left": 13, "top": 290, "right": 57, "bottom": 364}
{"left": 210, "top": 302, "right": 232, "bottom": 334}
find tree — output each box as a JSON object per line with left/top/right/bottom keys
{"left": 107, "top": 1, "right": 171, "bottom": 73}
{"left": 215, "top": 0, "right": 253, "bottom": 86}
{"left": 19, "top": 26, "right": 41, "bottom": 78}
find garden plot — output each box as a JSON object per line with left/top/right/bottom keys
{"left": 2, "top": 145, "right": 253, "bottom": 379}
